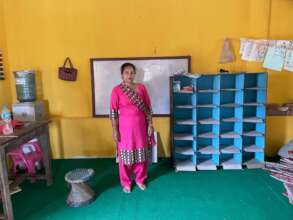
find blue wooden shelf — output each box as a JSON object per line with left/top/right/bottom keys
{"left": 171, "top": 72, "right": 267, "bottom": 171}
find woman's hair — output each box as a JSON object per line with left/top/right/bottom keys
{"left": 121, "top": 62, "right": 136, "bottom": 74}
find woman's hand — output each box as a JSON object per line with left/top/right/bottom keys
{"left": 148, "top": 124, "right": 154, "bottom": 137}
{"left": 113, "top": 129, "right": 120, "bottom": 142}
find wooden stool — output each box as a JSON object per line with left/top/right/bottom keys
{"left": 65, "top": 168, "right": 96, "bottom": 207}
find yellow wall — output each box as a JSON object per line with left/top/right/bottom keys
{"left": 0, "top": 0, "right": 11, "bottom": 107}
{"left": 1, "top": 0, "right": 293, "bottom": 158}
{"left": 264, "top": 0, "right": 293, "bottom": 156}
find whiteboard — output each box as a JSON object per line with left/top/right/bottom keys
{"left": 90, "top": 56, "right": 190, "bottom": 116}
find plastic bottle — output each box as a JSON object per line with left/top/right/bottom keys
{"left": 1, "top": 105, "right": 13, "bottom": 135}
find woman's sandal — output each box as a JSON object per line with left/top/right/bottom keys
{"left": 123, "top": 186, "right": 131, "bottom": 193}
{"left": 137, "top": 183, "right": 147, "bottom": 191}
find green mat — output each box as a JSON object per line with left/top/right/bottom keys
{"left": 10, "top": 159, "right": 293, "bottom": 220}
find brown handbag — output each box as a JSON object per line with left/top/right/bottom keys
{"left": 58, "top": 57, "right": 77, "bottom": 81}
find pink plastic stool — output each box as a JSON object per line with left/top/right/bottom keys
{"left": 7, "top": 138, "right": 43, "bottom": 182}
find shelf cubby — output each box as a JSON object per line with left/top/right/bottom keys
{"left": 244, "top": 73, "right": 267, "bottom": 90}
{"left": 197, "top": 154, "right": 219, "bottom": 170}
{"left": 243, "top": 152, "right": 264, "bottom": 169}
{"left": 221, "top": 153, "right": 242, "bottom": 170}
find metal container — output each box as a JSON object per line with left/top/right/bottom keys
{"left": 14, "top": 70, "right": 36, "bottom": 102}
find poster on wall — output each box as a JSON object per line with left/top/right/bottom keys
{"left": 90, "top": 56, "right": 190, "bottom": 116}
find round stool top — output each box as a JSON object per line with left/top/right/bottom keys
{"left": 65, "top": 168, "right": 94, "bottom": 184}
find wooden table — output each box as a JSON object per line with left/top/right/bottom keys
{"left": 0, "top": 121, "right": 52, "bottom": 220}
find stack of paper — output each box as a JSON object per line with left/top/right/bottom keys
{"left": 244, "top": 158, "right": 264, "bottom": 169}
{"left": 172, "top": 70, "right": 201, "bottom": 79}
{"left": 221, "top": 132, "right": 241, "bottom": 138}
{"left": 198, "top": 89, "right": 218, "bottom": 93}
{"left": 197, "top": 159, "right": 217, "bottom": 170}
{"left": 221, "top": 145, "right": 240, "bottom": 154}
{"left": 174, "top": 133, "right": 194, "bottom": 141}
{"left": 264, "top": 150, "right": 293, "bottom": 204}
{"left": 183, "top": 73, "right": 201, "bottom": 79}
{"left": 243, "top": 117, "right": 263, "bottom": 123}
{"left": 198, "top": 146, "right": 220, "bottom": 154}
{"left": 176, "top": 119, "right": 197, "bottom": 125}
{"left": 221, "top": 88, "right": 241, "bottom": 91}
{"left": 198, "top": 132, "right": 218, "bottom": 138}
{"left": 176, "top": 159, "right": 196, "bottom": 172}
{"left": 245, "top": 87, "right": 266, "bottom": 90}
{"left": 175, "top": 146, "right": 194, "bottom": 155}
{"left": 243, "top": 131, "right": 263, "bottom": 137}
{"left": 243, "top": 102, "right": 264, "bottom": 106}
{"left": 222, "top": 117, "right": 242, "bottom": 123}
{"left": 222, "top": 158, "right": 242, "bottom": 170}
{"left": 175, "top": 90, "right": 193, "bottom": 94}
{"left": 199, "top": 118, "right": 219, "bottom": 125}
{"left": 197, "top": 104, "right": 217, "bottom": 108}
{"left": 243, "top": 145, "right": 264, "bottom": 153}
{"left": 221, "top": 103, "right": 241, "bottom": 108}
{"left": 176, "top": 105, "right": 195, "bottom": 109}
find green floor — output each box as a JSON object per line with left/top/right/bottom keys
{"left": 11, "top": 159, "right": 293, "bottom": 220}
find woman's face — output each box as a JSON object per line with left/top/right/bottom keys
{"left": 122, "top": 66, "right": 136, "bottom": 84}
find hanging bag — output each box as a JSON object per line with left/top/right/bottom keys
{"left": 58, "top": 57, "right": 77, "bottom": 81}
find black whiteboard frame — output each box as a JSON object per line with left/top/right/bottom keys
{"left": 90, "top": 56, "right": 191, "bottom": 117}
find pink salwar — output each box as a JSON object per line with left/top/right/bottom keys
{"left": 110, "top": 83, "right": 152, "bottom": 187}
{"left": 118, "top": 161, "right": 148, "bottom": 187}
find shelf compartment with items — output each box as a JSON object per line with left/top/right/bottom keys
{"left": 197, "top": 124, "right": 219, "bottom": 139}
{"left": 242, "top": 136, "right": 264, "bottom": 153}
{"left": 197, "top": 107, "right": 220, "bottom": 125}
{"left": 197, "top": 137, "right": 220, "bottom": 155}
{"left": 220, "top": 119, "right": 242, "bottom": 139}
{"left": 220, "top": 135, "right": 242, "bottom": 169}
{"left": 197, "top": 154, "right": 219, "bottom": 170}
{"left": 242, "top": 122, "right": 265, "bottom": 137}
{"left": 173, "top": 75, "right": 196, "bottom": 93}
{"left": 243, "top": 152, "right": 264, "bottom": 169}
{"left": 175, "top": 154, "right": 197, "bottom": 172}
{"left": 220, "top": 138, "right": 241, "bottom": 154}
{"left": 221, "top": 153, "right": 242, "bottom": 170}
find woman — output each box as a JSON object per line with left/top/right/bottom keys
{"left": 110, "top": 63, "right": 154, "bottom": 193}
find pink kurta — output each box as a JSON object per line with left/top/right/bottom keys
{"left": 110, "top": 83, "right": 152, "bottom": 165}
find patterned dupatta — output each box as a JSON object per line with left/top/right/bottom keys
{"left": 119, "top": 83, "right": 155, "bottom": 147}
{"left": 119, "top": 83, "right": 152, "bottom": 117}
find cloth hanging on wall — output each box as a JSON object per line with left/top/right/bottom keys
{"left": 219, "top": 38, "right": 235, "bottom": 64}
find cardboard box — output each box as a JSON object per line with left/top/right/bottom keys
{"left": 12, "top": 101, "right": 47, "bottom": 121}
